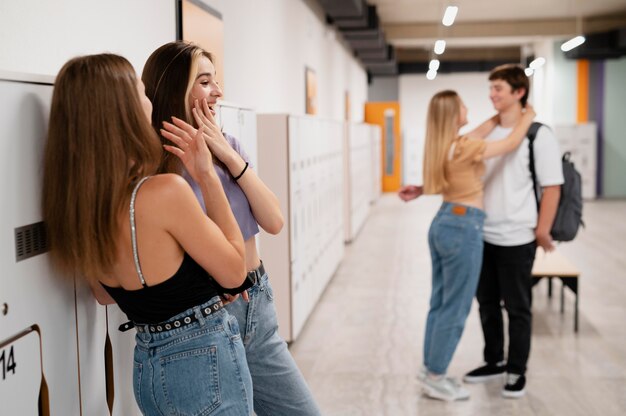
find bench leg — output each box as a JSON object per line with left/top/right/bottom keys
{"left": 574, "top": 280, "right": 579, "bottom": 333}
{"left": 561, "top": 278, "right": 579, "bottom": 333}
{"left": 560, "top": 281, "right": 565, "bottom": 313}
{"left": 548, "top": 277, "right": 553, "bottom": 298}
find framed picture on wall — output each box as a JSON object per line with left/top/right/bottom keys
{"left": 305, "top": 67, "right": 317, "bottom": 115}
{"left": 178, "top": 0, "right": 225, "bottom": 91}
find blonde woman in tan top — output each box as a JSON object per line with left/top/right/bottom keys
{"left": 399, "top": 90, "right": 534, "bottom": 402}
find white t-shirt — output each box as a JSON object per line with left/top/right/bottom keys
{"left": 482, "top": 124, "right": 564, "bottom": 246}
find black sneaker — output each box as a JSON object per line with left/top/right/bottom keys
{"left": 502, "top": 373, "right": 526, "bottom": 398}
{"left": 463, "top": 362, "right": 506, "bottom": 383}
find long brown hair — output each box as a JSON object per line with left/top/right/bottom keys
{"left": 142, "top": 41, "right": 214, "bottom": 174}
{"left": 422, "top": 90, "right": 462, "bottom": 194}
{"left": 43, "top": 54, "right": 162, "bottom": 281}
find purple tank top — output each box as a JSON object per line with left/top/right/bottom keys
{"left": 184, "top": 133, "right": 259, "bottom": 241}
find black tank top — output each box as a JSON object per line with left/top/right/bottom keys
{"left": 102, "top": 177, "right": 220, "bottom": 324}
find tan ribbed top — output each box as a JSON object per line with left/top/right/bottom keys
{"left": 442, "top": 136, "right": 486, "bottom": 204}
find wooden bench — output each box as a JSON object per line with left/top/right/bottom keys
{"left": 531, "top": 248, "right": 581, "bottom": 332}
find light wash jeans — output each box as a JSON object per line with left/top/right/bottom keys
{"left": 226, "top": 272, "right": 321, "bottom": 416}
{"left": 423, "top": 202, "right": 486, "bottom": 375}
{"left": 133, "top": 296, "right": 253, "bottom": 415}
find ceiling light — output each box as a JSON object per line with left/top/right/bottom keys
{"left": 434, "top": 40, "right": 446, "bottom": 55}
{"left": 561, "top": 35, "right": 586, "bottom": 52}
{"left": 442, "top": 6, "right": 458, "bottom": 26}
{"left": 524, "top": 68, "right": 534, "bottom": 76}
{"left": 529, "top": 57, "right": 545, "bottom": 69}
{"left": 426, "top": 69, "right": 437, "bottom": 80}
{"left": 429, "top": 59, "right": 440, "bottom": 71}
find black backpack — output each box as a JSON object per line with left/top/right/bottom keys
{"left": 528, "top": 122, "right": 584, "bottom": 242}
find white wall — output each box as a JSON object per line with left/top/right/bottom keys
{"left": 0, "top": 0, "right": 176, "bottom": 76}
{"left": 551, "top": 41, "right": 578, "bottom": 125}
{"left": 200, "top": 0, "right": 367, "bottom": 121}
{"left": 398, "top": 72, "right": 493, "bottom": 184}
{"left": 0, "top": 0, "right": 366, "bottom": 121}
{"left": 531, "top": 40, "right": 557, "bottom": 127}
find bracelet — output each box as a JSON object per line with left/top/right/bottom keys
{"left": 233, "top": 162, "right": 249, "bottom": 181}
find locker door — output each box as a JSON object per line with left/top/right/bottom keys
{"left": 0, "top": 328, "right": 43, "bottom": 415}
{"left": 0, "top": 77, "right": 80, "bottom": 415}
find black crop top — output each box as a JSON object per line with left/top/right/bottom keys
{"left": 101, "top": 176, "right": 220, "bottom": 324}
{"left": 102, "top": 253, "right": 220, "bottom": 324}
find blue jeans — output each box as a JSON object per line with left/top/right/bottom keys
{"left": 133, "top": 297, "right": 253, "bottom": 415}
{"left": 423, "top": 202, "right": 486, "bottom": 375}
{"left": 226, "top": 272, "right": 321, "bottom": 416}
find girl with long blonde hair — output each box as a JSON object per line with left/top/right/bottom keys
{"left": 142, "top": 42, "right": 321, "bottom": 415}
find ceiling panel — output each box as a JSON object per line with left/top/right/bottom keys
{"left": 368, "top": 0, "right": 626, "bottom": 23}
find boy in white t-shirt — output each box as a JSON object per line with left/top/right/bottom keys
{"left": 463, "top": 64, "right": 564, "bottom": 398}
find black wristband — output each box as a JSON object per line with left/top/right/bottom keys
{"left": 219, "top": 272, "right": 256, "bottom": 295}
{"left": 233, "top": 162, "right": 249, "bottom": 181}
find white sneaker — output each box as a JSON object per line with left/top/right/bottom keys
{"left": 422, "top": 374, "right": 470, "bottom": 402}
{"left": 417, "top": 366, "right": 428, "bottom": 381}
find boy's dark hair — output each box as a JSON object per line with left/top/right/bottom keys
{"left": 489, "top": 64, "right": 529, "bottom": 107}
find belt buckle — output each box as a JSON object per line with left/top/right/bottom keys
{"left": 247, "top": 268, "right": 258, "bottom": 285}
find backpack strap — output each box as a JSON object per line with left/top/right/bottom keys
{"left": 527, "top": 122, "right": 543, "bottom": 212}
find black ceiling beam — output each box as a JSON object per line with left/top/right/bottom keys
{"left": 365, "top": 61, "right": 398, "bottom": 76}
{"left": 357, "top": 45, "right": 395, "bottom": 62}
{"left": 398, "top": 60, "right": 512, "bottom": 75}
{"left": 317, "top": 0, "right": 364, "bottom": 19}
{"left": 335, "top": 5, "right": 378, "bottom": 32}
{"left": 564, "top": 27, "right": 626, "bottom": 60}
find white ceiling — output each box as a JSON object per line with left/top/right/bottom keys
{"left": 368, "top": 0, "right": 626, "bottom": 24}
{"left": 367, "top": 0, "right": 626, "bottom": 49}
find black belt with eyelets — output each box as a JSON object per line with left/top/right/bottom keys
{"left": 118, "top": 300, "right": 224, "bottom": 333}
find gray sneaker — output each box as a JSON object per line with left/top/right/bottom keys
{"left": 422, "top": 375, "right": 470, "bottom": 402}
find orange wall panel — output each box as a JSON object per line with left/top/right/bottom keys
{"left": 365, "top": 102, "right": 401, "bottom": 192}
{"left": 577, "top": 60, "right": 589, "bottom": 123}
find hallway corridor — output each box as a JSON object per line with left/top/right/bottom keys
{"left": 290, "top": 194, "right": 626, "bottom": 415}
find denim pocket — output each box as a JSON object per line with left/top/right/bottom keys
{"left": 133, "top": 361, "right": 145, "bottom": 415}
{"left": 263, "top": 278, "right": 274, "bottom": 302}
{"left": 433, "top": 219, "right": 465, "bottom": 257}
{"left": 159, "top": 346, "right": 221, "bottom": 415}
{"left": 227, "top": 315, "right": 241, "bottom": 341}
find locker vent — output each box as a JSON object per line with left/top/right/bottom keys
{"left": 15, "top": 221, "right": 48, "bottom": 262}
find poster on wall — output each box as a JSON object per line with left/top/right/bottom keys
{"left": 305, "top": 67, "right": 317, "bottom": 115}
{"left": 179, "top": 0, "right": 225, "bottom": 92}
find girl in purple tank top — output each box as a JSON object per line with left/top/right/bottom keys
{"left": 143, "top": 42, "right": 321, "bottom": 416}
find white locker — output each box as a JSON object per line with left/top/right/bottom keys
{"left": 0, "top": 73, "right": 80, "bottom": 415}
{"left": 554, "top": 122, "right": 597, "bottom": 199}
{"left": 371, "top": 126, "right": 383, "bottom": 203}
{"left": 258, "top": 114, "right": 344, "bottom": 342}
{"left": 218, "top": 101, "right": 258, "bottom": 169}
{"left": 343, "top": 122, "right": 379, "bottom": 243}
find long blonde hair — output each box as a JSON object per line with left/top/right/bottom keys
{"left": 43, "top": 54, "right": 162, "bottom": 281}
{"left": 422, "top": 90, "right": 461, "bottom": 194}
{"left": 142, "top": 41, "right": 214, "bottom": 174}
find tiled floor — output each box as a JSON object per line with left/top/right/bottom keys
{"left": 289, "top": 194, "right": 626, "bottom": 415}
